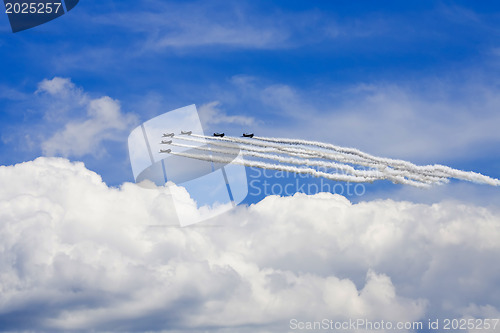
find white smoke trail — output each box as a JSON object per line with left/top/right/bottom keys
{"left": 175, "top": 135, "right": 448, "bottom": 184}
{"left": 251, "top": 136, "right": 500, "bottom": 186}
{"left": 168, "top": 150, "right": 424, "bottom": 185}
{"left": 181, "top": 135, "right": 449, "bottom": 183}
{"left": 171, "top": 142, "right": 444, "bottom": 186}
{"left": 186, "top": 134, "right": 499, "bottom": 187}
{"left": 172, "top": 142, "right": 379, "bottom": 178}
{"left": 177, "top": 135, "right": 374, "bottom": 166}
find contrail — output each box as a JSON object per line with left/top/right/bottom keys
{"left": 185, "top": 134, "right": 500, "bottom": 187}
{"left": 175, "top": 136, "right": 414, "bottom": 179}
{"left": 172, "top": 142, "right": 376, "bottom": 176}
{"left": 251, "top": 136, "right": 500, "bottom": 185}
{"left": 175, "top": 136, "right": 448, "bottom": 185}
{"left": 189, "top": 133, "right": 411, "bottom": 170}
{"left": 177, "top": 135, "right": 378, "bottom": 168}
{"left": 169, "top": 150, "right": 387, "bottom": 184}
{"left": 171, "top": 142, "right": 445, "bottom": 186}
{"left": 182, "top": 135, "right": 446, "bottom": 183}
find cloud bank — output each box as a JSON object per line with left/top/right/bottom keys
{"left": 0, "top": 158, "right": 499, "bottom": 332}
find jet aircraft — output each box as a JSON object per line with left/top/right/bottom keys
{"left": 181, "top": 131, "right": 192, "bottom": 135}
{"left": 242, "top": 133, "right": 254, "bottom": 138}
{"left": 160, "top": 149, "right": 171, "bottom": 153}
{"left": 163, "top": 133, "right": 174, "bottom": 137}
{"left": 161, "top": 140, "right": 172, "bottom": 144}
{"left": 213, "top": 132, "right": 225, "bottom": 137}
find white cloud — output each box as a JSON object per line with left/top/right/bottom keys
{"left": 199, "top": 101, "right": 256, "bottom": 127}
{"left": 227, "top": 77, "right": 500, "bottom": 164}
{"left": 92, "top": 1, "right": 462, "bottom": 53}
{"left": 152, "top": 19, "right": 287, "bottom": 50}
{"left": 0, "top": 85, "right": 29, "bottom": 101}
{"left": 0, "top": 158, "right": 499, "bottom": 331}
{"left": 93, "top": 2, "right": 292, "bottom": 51}
{"left": 91, "top": 1, "right": 341, "bottom": 52}
{"left": 314, "top": 83, "right": 500, "bottom": 162}
{"left": 38, "top": 78, "right": 137, "bottom": 158}
{"left": 36, "top": 77, "right": 78, "bottom": 97}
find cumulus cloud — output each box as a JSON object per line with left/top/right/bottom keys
{"left": 37, "top": 77, "right": 137, "bottom": 158}
{"left": 42, "top": 97, "right": 136, "bottom": 157}
{"left": 36, "top": 77, "right": 79, "bottom": 97}
{"left": 0, "top": 158, "right": 499, "bottom": 332}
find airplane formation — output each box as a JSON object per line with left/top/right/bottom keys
{"left": 159, "top": 131, "right": 254, "bottom": 153}
{"left": 152, "top": 130, "right": 500, "bottom": 189}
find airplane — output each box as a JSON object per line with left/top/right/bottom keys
{"left": 160, "top": 140, "right": 172, "bottom": 144}
{"left": 213, "top": 132, "right": 225, "bottom": 137}
{"left": 180, "top": 131, "right": 192, "bottom": 135}
{"left": 163, "top": 133, "right": 174, "bottom": 137}
{"left": 160, "top": 149, "right": 171, "bottom": 153}
{"left": 242, "top": 133, "right": 254, "bottom": 138}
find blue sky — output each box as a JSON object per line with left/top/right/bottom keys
{"left": 1, "top": 0, "right": 500, "bottom": 201}
{"left": 2, "top": 2, "right": 500, "bottom": 332}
